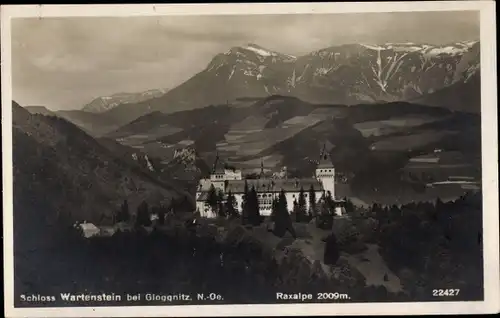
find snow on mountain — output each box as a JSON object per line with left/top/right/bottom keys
{"left": 244, "top": 43, "right": 275, "bottom": 57}
{"left": 82, "top": 88, "right": 169, "bottom": 113}
{"left": 97, "top": 41, "right": 480, "bottom": 127}
{"left": 288, "top": 41, "right": 481, "bottom": 104}
{"left": 243, "top": 43, "right": 297, "bottom": 59}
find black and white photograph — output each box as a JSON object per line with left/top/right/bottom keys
{"left": 2, "top": 2, "right": 499, "bottom": 317}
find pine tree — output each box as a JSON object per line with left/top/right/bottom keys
{"left": 297, "top": 187, "right": 307, "bottom": 222}
{"left": 248, "top": 186, "right": 261, "bottom": 225}
{"left": 136, "top": 200, "right": 151, "bottom": 227}
{"left": 170, "top": 198, "right": 178, "bottom": 215}
{"left": 292, "top": 200, "right": 300, "bottom": 222}
{"left": 324, "top": 233, "right": 340, "bottom": 265}
{"left": 158, "top": 204, "right": 166, "bottom": 225}
{"left": 225, "top": 191, "right": 238, "bottom": 218}
{"left": 217, "top": 190, "right": 226, "bottom": 218}
{"left": 435, "top": 197, "right": 445, "bottom": 212}
{"left": 242, "top": 181, "right": 250, "bottom": 224}
{"left": 274, "top": 189, "right": 295, "bottom": 237}
{"left": 279, "top": 189, "right": 288, "bottom": 218}
{"left": 270, "top": 197, "right": 279, "bottom": 222}
{"left": 207, "top": 184, "right": 218, "bottom": 215}
{"left": 326, "top": 191, "right": 334, "bottom": 208}
{"left": 117, "top": 199, "right": 130, "bottom": 223}
{"left": 344, "top": 196, "right": 354, "bottom": 214}
{"left": 308, "top": 185, "right": 317, "bottom": 219}
{"left": 317, "top": 197, "right": 333, "bottom": 230}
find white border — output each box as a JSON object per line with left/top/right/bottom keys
{"left": 2, "top": 2, "right": 498, "bottom": 317}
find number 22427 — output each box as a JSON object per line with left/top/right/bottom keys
{"left": 432, "top": 289, "right": 460, "bottom": 297}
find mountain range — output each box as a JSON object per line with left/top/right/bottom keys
{"left": 23, "top": 41, "right": 480, "bottom": 137}
{"left": 81, "top": 88, "right": 169, "bottom": 113}
{"left": 96, "top": 41, "right": 480, "bottom": 127}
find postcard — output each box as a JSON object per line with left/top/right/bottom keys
{"left": 2, "top": 2, "right": 498, "bottom": 317}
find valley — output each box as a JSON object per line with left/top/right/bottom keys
{"left": 99, "top": 95, "right": 481, "bottom": 207}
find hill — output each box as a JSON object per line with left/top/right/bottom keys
{"left": 24, "top": 106, "right": 122, "bottom": 137}
{"left": 411, "top": 72, "right": 480, "bottom": 113}
{"left": 12, "top": 100, "right": 192, "bottom": 233}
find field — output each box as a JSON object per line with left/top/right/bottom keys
{"left": 353, "top": 115, "right": 443, "bottom": 137}
{"left": 369, "top": 130, "right": 457, "bottom": 151}
{"left": 218, "top": 113, "right": 324, "bottom": 160}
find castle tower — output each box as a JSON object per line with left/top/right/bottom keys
{"left": 210, "top": 152, "right": 226, "bottom": 192}
{"left": 315, "top": 144, "right": 335, "bottom": 199}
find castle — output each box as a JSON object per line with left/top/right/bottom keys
{"left": 195, "top": 147, "right": 345, "bottom": 218}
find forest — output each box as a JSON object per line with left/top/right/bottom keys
{"left": 14, "top": 188, "right": 483, "bottom": 306}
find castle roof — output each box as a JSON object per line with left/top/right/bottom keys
{"left": 225, "top": 178, "right": 323, "bottom": 194}
{"left": 197, "top": 192, "right": 209, "bottom": 201}
{"left": 197, "top": 178, "right": 213, "bottom": 192}
{"left": 318, "top": 154, "right": 334, "bottom": 168}
{"left": 317, "top": 144, "right": 334, "bottom": 168}
{"left": 212, "top": 154, "right": 225, "bottom": 174}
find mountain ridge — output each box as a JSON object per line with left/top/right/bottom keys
{"left": 82, "top": 88, "right": 169, "bottom": 113}
{"left": 98, "top": 41, "right": 480, "bottom": 126}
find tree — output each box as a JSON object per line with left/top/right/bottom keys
{"left": 279, "top": 189, "right": 288, "bottom": 217}
{"left": 308, "top": 185, "right": 317, "bottom": 219}
{"left": 241, "top": 181, "right": 250, "bottom": 224}
{"left": 297, "top": 187, "right": 307, "bottom": 222}
{"left": 270, "top": 197, "right": 279, "bottom": 222}
{"left": 317, "top": 198, "right": 333, "bottom": 230}
{"left": 324, "top": 233, "right": 340, "bottom": 265}
{"left": 157, "top": 204, "right": 166, "bottom": 225}
{"left": 325, "top": 191, "right": 334, "bottom": 207}
{"left": 217, "top": 190, "right": 226, "bottom": 218}
{"left": 170, "top": 198, "right": 178, "bottom": 215}
{"left": 116, "top": 199, "right": 130, "bottom": 223}
{"left": 292, "top": 199, "right": 300, "bottom": 222}
{"left": 136, "top": 200, "right": 151, "bottom": 227}
{"left": 248, "top": 186, "right": 261, "bottom": 226}
{"left": 207, "top": 185, "right": 218, "bottom": 215}
{"left": 225, "top": 191, "right": 238, "bottom": 218}
{"left": 274, "top": 189, "right": 296, "bottom": 238}
{"left": 435, "top": 197, "right": 445, "bottom": 212}
{"left": 344, "top": 197, "right": 354, "bottom": 214}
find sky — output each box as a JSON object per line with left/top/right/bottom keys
{"left": 11, "top": 11, "right": 479, "bottom": 110}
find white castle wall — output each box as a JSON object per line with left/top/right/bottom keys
{"left": 315, "top": 167, "right": 335, "bottom": 199}
{"left": 197, "top": 156, "right": 339, "bottom": 219}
